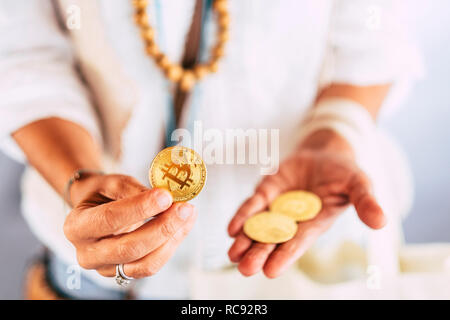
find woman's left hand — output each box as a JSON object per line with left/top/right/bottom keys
{"left": 227, "top": 129, "right": 386, "bottom": 278}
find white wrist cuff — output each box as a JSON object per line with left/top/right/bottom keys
{"left": 297, "top": 98, "right": 377, "bottom": 164}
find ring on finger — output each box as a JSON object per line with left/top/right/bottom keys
{"left": 115, "top": 263, "right": 134, "bottom": 287}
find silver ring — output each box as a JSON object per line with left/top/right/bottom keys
{"left": 115, "top": 264, "right": 134, "bottom": 287}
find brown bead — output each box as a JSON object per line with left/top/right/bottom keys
{"left": 194, "top": 65, "right": 209, "bottom": 80}
{"left": 141, "top": 27, "right": 155, "bottom": 42}
{"left": 208, "top": 61, "right": 219, "bottom": 73}
{"left": 133, "top": 0, "right": 148, "bottom": 10}
{"left": 213, "top": 0, "right": 227, "bottom": 13}
{"left": 218, "top": 13, "right": 230, "bottom": 29}
{"left": 166, "top": 64, "right": 183, "bottom": 82}
{"left": 134, "top": 0, "right": 227, "bottom": 83}
{"left": 218, "top": 30, "right": 230, "bottom": 42}
{"left": 212, "top": 44, "right": 225, "bottom": 58}
{"left": 156, "top": 54, "right": 171, "bottom": 70}
{"left": 180, "top": 71, "right": 196, "bottom": 91}
{"left": 135, "top": 13, "right": 149, "bottom": 27}
{"left": 146, "top": 44, "right": 160, "bottom": 57}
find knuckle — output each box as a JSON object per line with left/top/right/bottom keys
{"left": 141, "top": 259, "right": 163, "bottom": 277}
{"left": 102, "top": 206, "right": 119, "bottom": 231}
{"left": 177, "top": 222, "right": 194, "bottom": 239}
{"left": 280, "top": 241, "right": 298, "bottom": 256}
{"left": 63, "top": 218, "right": 74, "bottom": 240}
{"left": 160, "top": 221, "right": 177, "bottom": 239}
{"left": 255, "top": 182, "right": 276, "bottom": 203}
{"left": 133, "top": 196, "right": 148, "bottom": 220}
{"left": 256, "top": 176, "right": 273, "bottom": 191}
{"left": 107, "top": 175, "right": 128, "bottom": 193}
{"left": 76, "top": 252, "right": 93, "bottom": 270}
{"left": 63, "top": 213, "right": 79, "bottom": 242}
{"left": 132, "top": 264, "right": 154, "bottom": 278}
{"left": 251, "top": 193, "right": 265, "bottom": 206}
{"left": 116, "top": 240, "right": 132, "bottom": 260}
{"left": 139, "top": 265, "right": 156, "bottom": 278}
{"left": 116, "top": 238, "right": 140, "bottom": 261}
{"left": 107, "top": 177, "right": 121, "bottom": 190}
{"left": 255, "top": 185, "right": 270, "bottom": 201}
{"left": 117, "top": 176, "right": 130, "bottom": 188}
{"left": 123, "top": 175, "right": 140, "bottom": 186}
{"left": 176, "top": 229, "right": 190, "bottom": 242}
{"left": 355, "top": 171, "right": 371, "bottom": 186}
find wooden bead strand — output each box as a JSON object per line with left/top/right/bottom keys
{"left": 132, "top": 0, "right": 229, "bottom": 92}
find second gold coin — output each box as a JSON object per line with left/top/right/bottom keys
{"left": 270, "top": 190, "right": 322, "bottom": 222}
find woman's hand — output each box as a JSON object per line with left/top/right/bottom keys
{"left": 227, "top": 129, "right": 386, "bottom": 278}
{"left": 63, "top": 174, "right": 197, "bottom": 279}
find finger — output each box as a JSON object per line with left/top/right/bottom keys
{"left": 105, "top": 176, "right": 153, "bottom": 234}
{"left": 76, "top": 176, "right": 149, "bottom": 210}
{"left": 77, "top": 203, "right": 196, "bottom": 269}
{"left": 227, "top": 193, "right": 267, "bottom": 237}
{"left": 67, "top": 188, "right": 173, "bottom": 240}
{"left": 263, "top": 209, "right": 340, "bottom": 279}
{"left": 98, "top": 208, "right": 197, "bottom": 279}
{"left": 102, "top": 175, "right": 148, "bottom": 200}
{"left": 228, "top": 231, "right": 253, "bottom": 263}
{"left": 254, "top": 173, "right": 291, "bottom": 204}
{"left": 107, "top": 175, "right": 152, "bottom": 233}
{"left": 321, "top": 194, "right": 349, "bottom": 207}
{"left": 228, "top": 164, "right": 300, "bottom": 237}
{"left": 96, "top": 264, "right": 115, "bottom": 278}
{"left": 348, "top": 171, "right": 386, "bottom": 229}
{"left": 237, "top": 243, "right": 276, "bottom": 277}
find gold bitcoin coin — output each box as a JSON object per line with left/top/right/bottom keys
{"left": 243, "top": 212, "right": 298, "bottom": 244}
{"left": 149, "top": 146, "right": 207, "bottom": 202}
{"left": 270, "top": 190, "right": 322, "bottom": 222}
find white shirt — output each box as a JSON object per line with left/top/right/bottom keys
{"left": 0, "top": 0, "right": 422, "bottom": 298}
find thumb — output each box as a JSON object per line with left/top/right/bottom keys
{"left": 348, "top": 170, "right": 386, "bottom": 229}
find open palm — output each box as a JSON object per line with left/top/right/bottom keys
{"left": 227, "top": 146, "right": 386, "bottom": 278}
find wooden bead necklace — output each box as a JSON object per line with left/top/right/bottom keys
{"left": 132, "top": 0, "right": 229, "bottom": 92}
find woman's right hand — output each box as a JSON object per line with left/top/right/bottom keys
{"left": 63, "top": 174, "right": 197, "bottom": 279}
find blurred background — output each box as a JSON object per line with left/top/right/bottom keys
{"left": 1, "top": 0, "right": 449, "bottom": 299}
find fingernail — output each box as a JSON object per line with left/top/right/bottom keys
{"left": 156, "top": 190, "right": 171, "bottom": 209}
{"left": 177, "top": 204, "right": 193, "bottom": 220}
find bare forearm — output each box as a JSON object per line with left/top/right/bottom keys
{"left": 316, "top": 83, "right": 391, "bottom": 120}
{"left": 12, "top": 117, "right": 102, "bottom": 197}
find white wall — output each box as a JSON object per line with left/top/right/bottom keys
{"left": 381, "top": 0, "right": 450, "bottom": 242}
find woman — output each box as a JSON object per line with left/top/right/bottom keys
{"left": 0, "top": 0, "right": 421, "bottom": 299}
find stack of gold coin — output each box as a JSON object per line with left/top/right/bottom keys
{"left": 244, "top": 190, "right": 322, "bottom": 244}
{"left": 149, "top": 146, "right": 207, "bottom": 202}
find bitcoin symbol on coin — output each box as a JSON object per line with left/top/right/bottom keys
{"left": 161, "top": 162, "right": 193, "bottom": 191}
{"left": 149, "top": 146, "right": 207, "bottom": 202}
